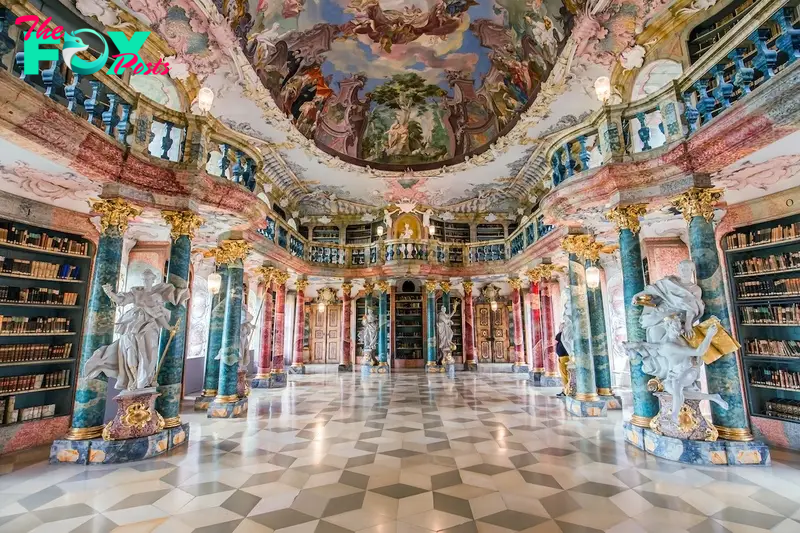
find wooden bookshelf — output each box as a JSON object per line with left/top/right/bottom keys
{"left": 345, "top": 223, "right": 380, "bottom": 245}
{"left": 687, "top": 0, "right": 757, "bottom": 64}
{"left": 311, "top": 226, "right": 341, "bottom": 244}
{"left": 476, "top": 224, "right": 504, "bottom": 242}
{"left": 394, "top": 289, "right": 423, "bottom": 361}
{"left": 0, "top": 218, "right": 91, "bottom": 447}
{"left": 725, "top": 214, "right": 800, "bottom": 451}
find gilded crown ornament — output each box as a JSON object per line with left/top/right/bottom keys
{"left": 376, "top": 280, "right": 391, "bottom": 293}
{"left": 508, "top": 278, "right": 524, "bottom": 290}
{"left": 424, "top": 280, "right": 438, "bottom": 293}
{"left": 162, "top": 210, "right": 204, "bottom": 239}
{"left": 295, "top": 279, "right": 309, "bottom": 291}
{"left": 211, "top": 240, "right": 252, "bottom": 265}
{"left": 90, "top": 198, "right": 142, "bottom": 236}
{"left": 670, "top": 187, "right": 723, "bottom": 223}
{"left": 272, "top": 270, "right": 291, "bottom": 286}
{"left": 439, "top": 281, "right": 451, "bottom": 294}
{"left": 606, "top": 204, "right": 648, "bottom": 234}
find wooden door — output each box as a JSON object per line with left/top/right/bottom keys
{"left": 311, "top": 304, "right": 342, "bottom": 363}
{"left": 492, "top": 306, "right": 509, "bottom": 362}
{"left": 476, "top": 304, "right": 492, "bottom": 363}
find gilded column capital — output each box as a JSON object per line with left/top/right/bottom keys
{"left": 670, "top": 187, "right": 723, "bottom": 223}
{"left": 162, "top": 210, "right": 204, "bottom": 240}
{"left": 424, "top": 280, "right": 438, "bottom": 294}
{"left": 341, "top": 282, "right": 353, "bottom": 296}
{"left": 462, "top": 281, "right": 474, "bottom": 295}
{"left": 561, "top": 234, "right": 592, "bottom": 256}
{"left": 376, "top": 280, "right": 391, "bottom": 294}
{"left": 255, "top": 265, "right": 274, "bottom": 284}
{"left": 90, "top": 198, "right": 142, "bottom": 236}
{"left": 606, "top": 204, "right": 648, "bottom": 234}
{"left": 272, "top": 270, "right": 290, "bottom": 287}
{"left": 526, "top": 268, "right": 541, "bottom": 283}
{"left": 295, "top": 279, "right": 309, "bottom": 292}
{"left": 211, "top": 240, "right": 251, "bottom": 266}
{"left": 563, "top": 234, "right": 619, "bottom": 263}
{"left": 439, "top": 281, "right": 451, "bottom": 294}
{"left": 508, "top": 278, "right": 523, "bottom": 291}
{"left": 538, "top": 263, "right": 563, "bottom": 280}
{"left": 363, "top": 281, "right": 375, "bottom": 294}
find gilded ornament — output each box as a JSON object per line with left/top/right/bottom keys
{"left": 606, "top": 204, "right": 648, "bottom": 234}
{"left": 526, "top": 268, "right": 541, "bottom": 283}
{"left": 439, "top": 281, "right": 451, "bottom": 294}
{"left": 562, "top": 234, "right": 617, "bottom": 262}
{"left": 376, "top": 281, "right": 391, "bottom": 293}
{"left": 537, "top": 263, "right": 562, "bottom": 280}
{"left": 424, "top": 280, "right": 438, "bottom": 293}
{"left": 212, "top": 240, "right": 252, "bottom": 265}
{"left": 121, "top": 402, "right": 153, "bottom": 429}
{"left": 90, "top": 198, "right": 142, "bottom": 236}
{"left": 462, "top": 281, "right": 474, "bottom": 295}
{"left": 363, "top": 281, "right": 375, "bottom": 294}
{"left": 670, "top": 187, "right": 723, "bottom": 223}
{"left": 508, "top": 278, "right": 524, "bottom": 291}
{"left": 295, "top": 279, "right": 309, "bottom": 292}
{"left": 255, "top": 265, "right": 274, "bottom": 284}
{"left": 162, "top": 210, "right": 204, "bottom": 239}
{"left": 341, "top": 282, "right": 353, "bottom": 295}
{"left": 272, "top": 270, "right": 291, "bottom": 286}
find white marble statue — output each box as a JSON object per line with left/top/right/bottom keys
{"left": 422, "top": 209, "right": 432, "bottom": 230}
{"left": 561, "top": 296, "right": 574, "bottom": 357}
{"left": 400, "top": 223, "right": 414, "bottom": 239}
{"left": 383, "top": 209, "right": 393, "bottom": 235}
{"left": 436, "top": 301, "right": 460, "bottom": 363}
{"left": 633, "top": 259, "right": 703, "bottom": 342}
{"left": 240, "top": 308, "right": 255, "bottom": 370}
{"left": 625, "top": 316, "right": 728, "bottom": 421}
{"left": 85, "top": 269, "right": 189, "bottom": 391}
{"left": 359, "top": 308, "right": 378, "bottom": 364}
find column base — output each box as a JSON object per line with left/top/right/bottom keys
{"left": 194, "top": 389, "right": 217, "bottom": 411}
{"left": 623, "top": 421, "right": 771, "bottom": 465}
{"left": 338, "top": 363, "right": 353, "bottom": 372}
{"left": 464, "top": 361, "right": 477, "bottom": 371}
{"left": 208, "top": 396, "right": 248, "bottom": 418}
{"left": 528, "top": 370, "right": 543, "bottom": 385}
{"left": 539, "top": 374, "right": 563, "bottom": 387}
{"left": 564, "top": 396, "right": 608, "bottom": 417}
{"left": 511, "top": 363, "right": 530, "bottom": 374}
{"left": 425, "top": 363, "right": 444, "bottom": 374}
{"left": 376, "top": 362, "right": 391, "bottom": 374}
{"left": 599, "top": 393, "right": 623, "bottom": 410}
{"left": 51, "top": 423, "right": 189, "bottom": 465}
{"left": 288, "top": 364, "right": 305, "bottom": 375}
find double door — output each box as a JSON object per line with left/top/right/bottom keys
{"left": 310, "top": 304, "right": 342, "bottom": 364}
{"left": 475, "top": 303, "right": 510, "bottom": 363}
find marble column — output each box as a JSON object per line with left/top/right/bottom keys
{"left": 462, "top": 281, "right": 477, "bottom": 371}
{"left": 585, "top": 259, "right": 621, "bottom": 410}
{"left": 425, "top": 280, "right": 438, "bottom": 373}
{"left": 66, "top": 198, "right": 142, "bottom": 440}
{"left": 195, "top": 266, "right": 230, "bottom": 409}
{"left": 157, "top": 211, "right": 203, "bottom": 428}
{"left": 376, "top": 280, "right": 390, "bottom": 374}
{"left": 440, "top": 281, "right": 451, "bottom": 312}
{"left": 672, "top": 187, "right": 752, "bottom": 441}
{"left": 208, "top": 240, "right": 251, "bottom": 418}
{"left": 269, "top": 270, "right": 290, "bottom": 388}
{"left": 339, "top": 282, "right": 353, "bottom": 371}
{"left": 290, "top": 279, "right": 308, "bottom": 374}
{"left": 540, "top": 277, "right": 561, "bottom": 386}
{"left": 607, "top": 205, "right": 658, "bottom": 427}
{"left": 252, "top": 267, "right": 274, "bottom": 389}
{"left": 510, "top": 278, "right": 529, "bottom": 373}
{"left": 526, "top": 275, "right": 544, "bottom": 383}
{"left": 563, "top": 236, "right": 607, "bottom": 417}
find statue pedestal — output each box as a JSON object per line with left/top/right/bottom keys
{"left": 208, "top": 396, "right": 248, "bottom": 418}
{"left": 651, "top": 392, "right": 716, "bottom": 441}
{"left": 464, "top": 360, "right": 477, "bottom": 371}
{"left": 599, "top": 393, "right": 623, "bottom": 410}
{"left": 289, "top": 364, "right": 305, "bottom": 375}
{"left": 539, "top": 373, "right": 563, "bottom": 387}
{"left": 237, "top": 369, "right": 250, "bottom": 398}
{"left": 51, "top": 423, "right": 189, "bottom": 465}
{"left": 103, "top": 388, "right": 164, "bottom": 441}
{"left": 565, "top": 396, "right": 608, "bottom": 417}
{"left": 425, "top": 363, "right": 443, "bottom": 374}
{"left": 376, "top": 362, "right": 391, "bottom": 374}
{"left": 194, "top": 393, "right": 215, "bottom": 411}
{"left": 338, "top": 363, "right": 353, "bottom": 372}
{"left": 512, "top": 363, "right": 529, "bottom": 374}
{"left": 445, "top": 363, "right": 456, "bottom": 378}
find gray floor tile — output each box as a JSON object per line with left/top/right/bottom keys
{"left": 711, "top": 507, "right": 784, "bottom": 529}
{"left": 478, "top": 510, "right": 548, "bottom": 531}
{"left": 250, "top": 508, "right": 317, "bottom": 529}
{"left": 182, "top": 481, "right": 236, "bottom": 496}
{"left": 34, "top": 503, "right": 96, "bottom": 523}
{"left": 69, "top": 515, "right": 118, "bottom": 533}
{"left": 222, "top": 490, "right": 262, "bottom": 517}
{"left": 106, "top": 489, "right": 172, "bottom": 511}
{"left": 688, "top": 519, "right": 734, "bottom": 533}
{"left": 463, "top": 464, "right": 511, "bottom": 476}
{"left": 433, "top": 492, "right": 473, "bottom": 519}
{"left": 519, "top": 470, "right": 562, "bottom": 489}
{"left": 370, "top": 484, "right": 429, "bottom": 499}
{"left": 431, "top": 470, "right": 463, "bottom": 490}
{"left": 193, "top": 520, "right": 244, "bottom": 533}
{"left": 570, "top": 481, "right": 627, "bottom": 497}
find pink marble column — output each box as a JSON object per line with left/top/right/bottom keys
{"left": 272, "top": 272, "right": 289, "bottom": 374}
{"left": 540, "top": 279, "right": 560, "bottom": 385}
{"left": 462, "top": 281, "right": 476, "bottom": 370}
{"left": 340, "top": 282, "right": 353, "bottom": 370}
{"left": 253, "top": 268, "right": 274, "bottom": 388}
{"left": 510, "top": 279, "right": 528, "bottom": 372}
{"left": 528, "top": 280, "right": 543, "bottom": 373}
{"left": 291, "top": 279, "right": 307, "bottom": 373}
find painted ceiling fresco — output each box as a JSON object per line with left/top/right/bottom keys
{"left": 235, "top": 0, "right": 574, "bottom": 170}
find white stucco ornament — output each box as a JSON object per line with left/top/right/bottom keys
{"left": 620, "top": 45, "right": 646, "bottom": 71}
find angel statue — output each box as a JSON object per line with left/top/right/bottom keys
{"left": 624, "top": 316, "right": 728, "bottom": 422}
{"left": 359, "top": 307, "right": 379, "bottom": 366}
{"left": 239, "top": 308, "right": 255, "bottom": 370}
{"left": 85, "top": 269, "right": 189, "bottom": 391}
{"left": 436, "top": 301, "right": 460, "bottom": 365}
{"left": 400, "top": 223, "right": 414, "bottom": 239}
{"left": 633, "top": 259, "right": 703, "bottom": 343}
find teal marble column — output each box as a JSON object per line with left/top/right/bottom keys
{"left": 566, "top": 253, "right": 598, "bottom": 401}
{"left": 676, "top": 188, "right": 752, "bottom": 441}
{"left": 157, "top": 211, "right": 202, "bottom": 428}
{"left": 425, "top": 280, "right": 438, "bottom": 373}
{"left": 585, "top": 260, "right": 613, "bottom": 395}
{"left": 208, "top": 241, "right": 250, "bottom": 418}
{"left": 68, "top": 198, "right": 140, "bottom": 440}
{"left": 608, "top": 205, "right": 658, "bottom": 427}
{"left": 198, "top": 267, "right": 229, "bottom": 401}
{"left": 377, "top": 281, "right": 390, "bottom": 373}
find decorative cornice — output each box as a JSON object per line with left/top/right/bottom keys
{"left": 211, "top": 240, "right": 252, "bottom": 266}
{"left": 670, "top": 187, "right": 724, "bottom": 223}
{"left": 439, "top": 281, "right": 451, "bottom": 294}
{"left": 508, "top": 278, "right": 524, "bottom": 291}
{"left": 162, "top": 210, "right": 204, "bottom": 240}
{"left": 376, "top": 281, "right": 390, "bottom": 293}
{"left": 606, "top": 204, "right": 648, "bottom": 234}
{"left": 296, "top": 279, "right": 309, "bottom": 292}
{"left": 424, "top": 280, "right": 438, "bottom": 294}
{"left": 272, "top": 270, "right": 291, "bottom": 286}
{"left": 90, "top": 198, "right": 142, "bottom": 236}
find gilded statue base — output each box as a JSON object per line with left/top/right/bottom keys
{"left": 624, "top": 421, "right": 771, "bottom": 466}
{"left": 564, "top": 396, "right": 608, "bottom": 418}
{"left": 102, "top": 388, "right": 164, "bottom": 441}
{"left": 237, "top": 369, "right": 250, "bottom": 398}
{"left": 651, "top": 392, "right": 717, "bottom": 442}
{"left": 51, "top": 423, "right": 189, "bottom": 465}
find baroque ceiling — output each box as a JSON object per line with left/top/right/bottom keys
{"left": 81, "top": 0, "right": 676, "bottom": 216}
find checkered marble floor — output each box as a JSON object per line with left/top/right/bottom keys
{"left": 2, "top": 374, "right": 800, "bottom": 533}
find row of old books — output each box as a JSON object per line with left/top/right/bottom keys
{"left": 733, "top": 252, "right": 800, "bottom": 275}
{"left": 737, "top": 279, "right": 800, "bottom": 298}
{"left": 0, "top": 222, "right": 88, "bottom": 256}
{"left": 745, "top": 338, "right": 800, "bottom": 357}
{"left": 0, "top": 257, "right": 81, "bottom": 280}
{"left": 0, "top": 286, "right": 78, "bottom": 305}
{"left": 725, "top": 222, "right": 800, "bottom": 249}
{"left": 740, "top": 305, "right": 800, "bottom": 325}
{"left": 766, "top": 398, "right": 800, "bottom": 421}
{"left": 749, "top": 366, "right": 800, "bottom": 390}
{"left": 0, "top": 343, "right": 72, "bottom": 363}
{"left": 0, "top": 397, "right": 56, "bottom": 425}
{"left": 0, "top": 316, "right": 73, "bottom": 334}
{"left": 0, "top": 370, "right": 70, "bottom": 393}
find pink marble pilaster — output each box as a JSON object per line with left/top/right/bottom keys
{"left": 273, "top": 281, "right": 287, "bottom": 372}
